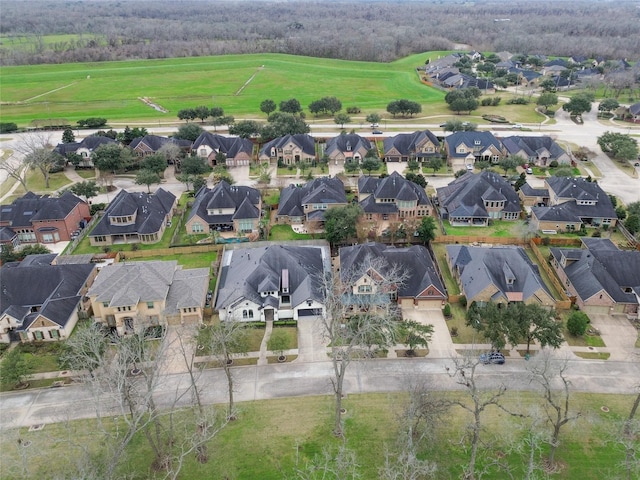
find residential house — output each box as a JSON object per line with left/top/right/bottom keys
{"left": 0, "top": 261, "right": 97, "bottom": 343}
{"left": 443, "top": 131, "right": 505, "bottom": 171}
{"left": 383, "top": 130, "right": 440, "bottom": 163}
{"left": 436, "top": 171, "right": 521, "bottom": 226}
{"left": 129, "top": 135, "right": 192, "bottom": 157}
{"left": 277, "top": 177, "right": 347, "bottom": 226}
{"left": 628, "top": 102, "right": 640, "bottom": 122}
{"left": 324, "top": 134, "right": 372, "bottom": 165}
{"left": 501, "top": 136, "right": 571, "bottom": 167}
{"left": 446, "top": 245, "right": 555, "bottom": 307}
{"left": 0, "top": 191, "right": 90, "bottom": 245}
{"left": 185, "top": 181, "right": 261, "bottom": 235}
{"left": 258, "top": 134, "right": 316, "bottom": 165}
{"left": 0, "top": 227, "right": 19, "bottom": 252}
{"left": 214, "top": 242, "right": 330, "bottom": 321}
{"left": 89, "top": 188, "right": 176, "bottom": 246}
{"left": 88, "top": 260, "right": 209, "bottom": 335}
{"left": 550, "top": 238, "right": 640, "bottom": 317}
{"left": 53, "top": 135, "right": 117, "bottom": 168}
{"left": 339, "top": 242, "right": 446, "bottom": 309}
{"left": 192, "top": 132, "right": 253, "bottom": 167}
{"left": 518, "top": 183, "right": 550, "bottom": 208}
{"left": 530, "top": 177, "right": 617, "bottom": 232}
{"left": 358, "top": 172, "right": 432, "bottom": 223}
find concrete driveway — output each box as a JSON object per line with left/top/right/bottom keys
{"left": 400, "top": 307, "right": 457, "bottom": 359}
{"left": 589, "top": 314, "right": 639, "bottom": 362}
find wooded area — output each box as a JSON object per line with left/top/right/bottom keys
{"left": 1, "top": 0, "right": 638, "bottom": 66}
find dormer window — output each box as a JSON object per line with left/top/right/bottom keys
{"left": 474, "top": 140, "right": 481, "bottom": 145}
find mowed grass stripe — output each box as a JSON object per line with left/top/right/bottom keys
{"left": 0, "top": 52, "right": 445, "bottom": 125}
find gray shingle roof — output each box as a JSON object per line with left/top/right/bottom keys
{"left": 501, "top": 136, "right": 568, "bottom": 162}
{"left": 383, "top": 130, "right": 440, "bottom": 159}
{"left": 259, "top": 134, "right": 316, "bottom": 157}
{"left": 447, "top": 245, "right": 552, "bottom": 303}
{"left": 277, "top": 177, "right": 346, "bottom": 218}
{"left": 339, "top": 243, "right": 446, "bottom": 299}
{"left": 325, "top": 134, "right": 372, "bottom": 157}
{"left": 550, "top": 241, "right": 640, "bottom": 304}
{"left": 436, "top": 171, "right": 521, "bottom": 218}
{"left": 189, "top": 181, "right": 261, "bottom": 224}
{"left": 90, "top": 188, "right": 175, "bottom": 238}
{"left": 357, "top": 172, "right": 430, "bottom": 214}
{"left": 192, "top": 132, "right": 253, "bottom": 159}
{"left": 215, "top": 244, "right": 328, "bottom": 312}
{"left": 1, "top": 263, "right": 95, "bottom": 329}
{"left": 444, "top": 131, "right": 502, "bottom": 159}
{"left": 533, "top": 177, "right": 617, "bottom": 221}
{"left": 53, "top": 135, "right": 117, "bottom": 156}
{"left": 1, "top": 191, "right": 86, "bottom": 227}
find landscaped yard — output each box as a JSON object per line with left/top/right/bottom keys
{"left": 443, "top": 219, "right": 524, "bottom": 237}
{"left": 269, "top": 224, "right": 315, "bottom": 241}
{"left": 128, "top": 251, "right": 217, "bottom": 270}
{"left": 430, "top": 242, "right": 460, "bottom": 295}
{"left": 0, "top": 391, "right": 635, "bottom": 479}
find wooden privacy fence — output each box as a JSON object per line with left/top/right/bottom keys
{"left": 115, "top": 244, "right": 223, "bottom": 260}
{"left": 529, "top": 239, "right": 571, "bottom": 309}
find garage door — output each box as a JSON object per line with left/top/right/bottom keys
{"left": 417, "top": 299, "right": 443, "bottom": 309}
{"left": 297, "top": 308, "right": 322, "bottom": 317}
{"left": 584, "top": 305, "right": 611, "bottom": 315}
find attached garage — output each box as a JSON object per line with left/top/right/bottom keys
{"left": 415, "top": 299, "right": 444, "bottom": 309}
{"left": 582, "top": 305, "right": 611, "bottom": 315}
{"left": 297, "top": 308, "right": 322, "bottom": 317}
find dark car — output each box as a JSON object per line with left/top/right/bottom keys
{"left": 480, "top": 352, "right": 505, "bottom": 365}
{"left": 372, "top": 129, "right": 383, "bottom": 134}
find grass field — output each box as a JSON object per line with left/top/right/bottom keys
{"left": 0, "top": 391, "right": 636, "bottom": 479}
{"left": 0, "top": 51, "right": 547, "bottom": 128}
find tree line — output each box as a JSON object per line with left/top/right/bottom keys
{"left": 1, "top": 1, "right": 638, "bottom": 66}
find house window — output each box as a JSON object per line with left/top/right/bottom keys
{"left": 243, "top": 310, "right": 248, "bottom": 319}
{"left": 103, "top": 302, "right": 109, "bottom": 308}
{"left": 281, "top": 295, "right": 290, "bottom": 304}
{"left": 474, "top": 140, "right": 481, "bottom": 145}
{"left": 147, "top": 302, "right": 154, "bottom": 309}
{"left": 248, "top": 310, "right": 254, "bottom": 319}
{"left": 34, "top": 331, "right": 44, "bottom": 341}
{"left": 358, "top": 285, "right": 372, "bottom": 293}
{"left": 192, "top": 222, "right": 204, "bottom": 233}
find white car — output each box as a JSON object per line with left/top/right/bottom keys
{"left": 466, "top": 164, "right": 474, "bottom": 171}
{"left": 513, "top": 123, "right": 523, "bottom": 129}
{"left": 526, "top": 167, "right": 533, "bottom": 174}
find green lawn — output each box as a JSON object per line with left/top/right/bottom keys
{"left": 0, "top": 391, "right": 635, "bottom": 479}
{"left": 1, "top": 51, "right": 546, "bottom": 128}
{"left": 443, "top": 220, "right": 524, "bottom": 237}
{"left": 431, "top": 243, "right": 460, "bottom": 295}
{"left": 128, "top": 251, "right": 217, "bottom": 270}
{"left": 269, "top": 224, "right": 314, "bottom": 241}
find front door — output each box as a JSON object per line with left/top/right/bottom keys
{"left": 264, "top": 309, "right": 274, "bottom": 322}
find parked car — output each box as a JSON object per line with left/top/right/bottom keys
{"left": 480, "top": 352, "right": 505, "bottom": 364}
{"left": 526, "top": 167, "right": 533, "bottom": 174}
{"left": 372, "top": 129, "right": 383, "bottom": 134}
{"left": 466, "top": 164, "right": 474, "bottom": 171}
{"left": 513, "top": 123, "right": 523, "bottom": 129}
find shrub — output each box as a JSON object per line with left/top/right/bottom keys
{"left": 507, "top": 97, "right": 529, "bottom": 105}
{"left": 541, "top": 237, "right": 551, "bottom": 246}
{"left": 443, "top": 303, "right": 451, "bottom": 317}
{"left": 492, "top": 97, "right": 501, "bottom": 106}
{"left": 450, "top": 326, "right": 459, "bottom": 337}
{"left": 90, "top": 203, "right": 106, "bottom": 215}
{"left": 549, "top": 160, "right": 559, "bottom": 168}
{"left": 591, "top": 229, "right": 601, "bottom": 237}
{"left": 459, "top": 296, "right": 467, "bottom": 308}
{"left": 567, "top": 311, "right": 590, "bottom": 336}
{"left": 0, "top": 122, "right": 18, "bottom": 133}
{"left": 346, "top": 106, "right": 361, "bottom": 114}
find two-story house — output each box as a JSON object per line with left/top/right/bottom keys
{"left": 501, "top": 136, "right": 571, "bottom": 167}
{"left": 258, "top": 134, "right": 316, "bottom": 165}
{"left": 192, "top": 132, "right": 254, "bottom": 167}
{"left": 339, "top": 242, "right": 446, "bottom": 309}
{"left": 446, "top": 245, "right": 555, "bottom": 308}
{"left": 443, "top": 131, "right": 505, "bottom": 171}
{"left": 277, "top": 177, "right": 347, "bottom": 227}
{"left": 530, "top": 177, "right": 617, "bottom": 233}
{"left": 383, "top": 130, "right": 440, "bottom": 163}
{"left": 215, "top": 242, "right": 330, "bottom": 322}
{"left": 550, "top": 238, "right": 639, "bottom": 317}
{"left": 324, "top": 134, "right": 372, "bottom": 165}
{"left": 186, "top": 181, "right": 262, "bottom": 235}
{"left": 358, "top": 172, "right": 432, "bottom": 223}
{"left": 129, "top": 135, "right": 192, "bottom": 158}
{"left": 89, "top": 188, "right": 176, "bottom": 246}
{"left": 53, "top": 135, "right": 118, "bottom": 168}
{"left": 88, "top": 260, "right": 210, "bottom": 335}
{"left": 0, "top": 191, "right": 90, "bottom": 245}
{"left": 1, "top": 260, "right": 97, "bottom": 343}
{"left": 436, "top": 171, "right": 521, "bottom": 226}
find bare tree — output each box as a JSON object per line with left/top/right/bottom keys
{"left": 445, "top": 353, "right": 515, "bottom": 480}
{"left": 319, "top": 254, "right": 407, "bottom": 437}
{"left": 202, "top": 320, "right": 250, "bottom": 420}
{"left": 13, "top": 132, "right": 60, "bottom": 189}
{"left": 0, "top": 153, "right": 28, "bottom": 192}
{"left": 292, "top": 442, "right": 361, "bottom": 480}
{"left": 526, "top": 349, "right": 580, "bottom": 469}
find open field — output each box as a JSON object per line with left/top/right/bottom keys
{"left": 0, "top": 52, "right": 444, "bottom": 126}
{"left": 0, "top": 391, "right": 636, "bottom": 479}
{"left": 0, "top": 51, "right": 547, "bottom": 128}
